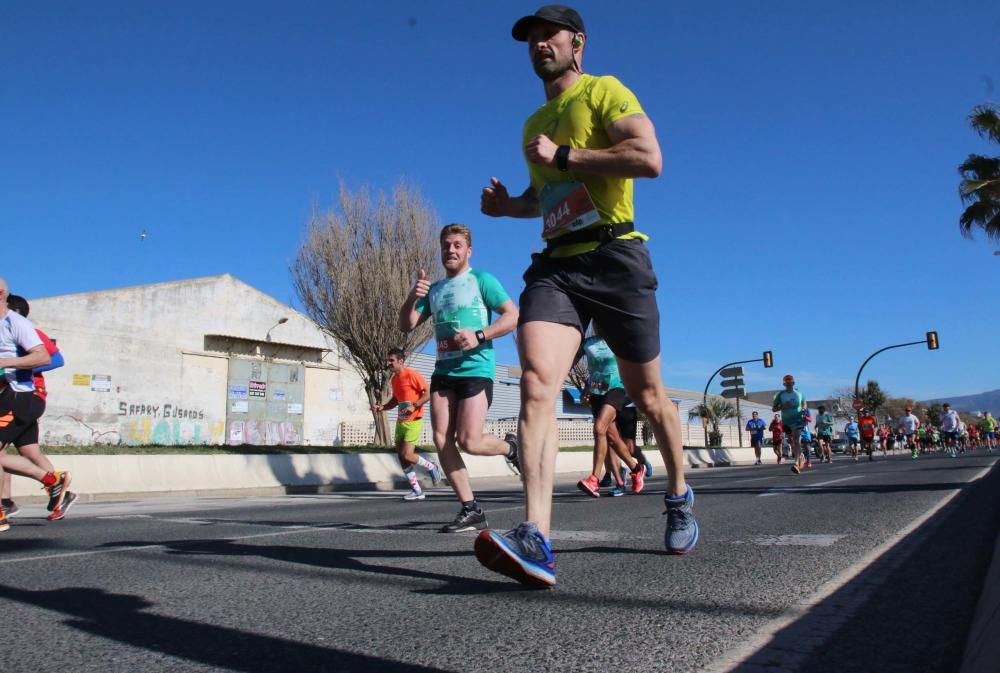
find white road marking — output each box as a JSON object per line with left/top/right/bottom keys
{"left": 759, "top": 475, "right": 864, "bottom": 497}
{"left": 731, "top": 534, "right": 846, "bottom": 547}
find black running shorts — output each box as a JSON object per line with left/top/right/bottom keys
{"left": 0, "top": 387, "right": 45, "bottom": 448}
{"left": 616, "top": 405, "right": 638, "bottom": 440}
{"left": 519, "top": 238, "right": 661, "bottom": 364}
{"left": 430, "top": 376, "right": 494, "bottom": 407}
{"left": 589, "top": 387, "right": 627, "bottom": 417}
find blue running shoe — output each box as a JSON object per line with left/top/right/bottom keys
{"left": 609, "top": 483, "right": 625, "bottom": 497}
{"left": 428, "top": 463, "right": 442, "bottom": 486}
{"left": 474, "top": 522, "right": 556, "bottom": 587}
{"left": 644, "top": 459, "right": 653, "bottom": 479}
{"left": 663, "top": 487, "right": 698, "bottom": 554}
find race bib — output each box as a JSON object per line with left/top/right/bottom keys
{"left": 540, "top": 182, "right": 601, "bottom": 239}
{"left": 435, "top": 319, "right": 463, "bottom": 360}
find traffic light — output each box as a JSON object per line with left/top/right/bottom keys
{"left": 762, "top": 350, "right": 773, "bottom": 368}
{"left": 926, "top": 331, "right": 939, "bottom": 350}
{"left": 719, "top": 366, "right": 745, "bottom": 399}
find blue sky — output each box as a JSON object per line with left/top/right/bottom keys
{"left": 2, "top": 1, "right": 998, "bottom": 400}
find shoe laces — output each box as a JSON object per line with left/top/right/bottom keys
{"left": 511, "top": 524, "right": 548, "bottom": 561}
{"left": 664, "top": 505, "right": 693, "bottom": 531}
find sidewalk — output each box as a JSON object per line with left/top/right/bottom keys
{"left": 10, "top": 446, "right": 763, "bottom": 502}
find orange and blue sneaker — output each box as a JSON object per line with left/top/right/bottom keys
{"left": 474, "top": 522, "right": 556, "bottom": 587}
{"left": 46, "top": 471, "right": 72, "bottom": 512}
{"left": 0, "top": 508, "right": 9, "bottom": 532}
{"left": 664, "top": 487, "right": 698, "bottom": 554}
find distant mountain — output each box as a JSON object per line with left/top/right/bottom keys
{"left": 923, "top": 389, "right": 1000, "bottom": 416}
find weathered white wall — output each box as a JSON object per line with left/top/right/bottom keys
{"left": 28, "top": 275, "right": 373, "bottom": 446}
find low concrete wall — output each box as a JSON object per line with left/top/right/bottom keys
{"left": 11, "top": 446, "right": 753, "bottom": 500}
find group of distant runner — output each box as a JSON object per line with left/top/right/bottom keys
{"left": 747, "top": 381, "right": 997, "bottom": 470}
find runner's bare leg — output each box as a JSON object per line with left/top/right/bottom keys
{"left": 431, "top": 390, "right": 474, "bottom": 502}
{"left": 617, "top": 356, "right": 686, "bottom": 497}
{"left": 518, "top": 321, "right": 580, "bottom": 537}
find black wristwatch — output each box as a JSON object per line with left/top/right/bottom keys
{"left": 556, "top": 144, "right": 571, "bottom": 171}
{"left": 475, "top": 329, "right": 487, "bottom": 344}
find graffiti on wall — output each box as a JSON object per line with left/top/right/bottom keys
{"left": 118, "top": 402, "right": 206, "bottom": 419}
{"left": 121, "top": 417, "right": 226, "bottom": 446}
{"left": 228, "top": 420, "right": 300, "bottom": 446}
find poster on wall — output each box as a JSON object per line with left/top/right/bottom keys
{"left": 328, "top": 388, "right": 343, "bottom": 401}
{"left": 229, "top": 421, "right": 245, "bottom": 443}
{"left": 249, "top": 380, "right": 267, "bottom": 398}
{"left": 72, "top": 373, "right": 91, "bottom": 386}
{"left": 91, "top": 374, "right": 112, "bottom": 392}
{"left": 272, "top": 389, "right": 286, "bottom": 401}
{"left": 231, "top": 400, "right": 249, "bottom": 413}
{"left": 287, "top": 403, "right": 303, "bottom": 415}
{"left": 228, "top": 384, "right": 248, "bottom": 400}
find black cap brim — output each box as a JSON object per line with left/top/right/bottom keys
{"left": 512, "top": 15, "right": 577, "bottom": 41}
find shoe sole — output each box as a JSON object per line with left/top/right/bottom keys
{"left": 0, "top": 519, "right": 8, "bottom": 532}
{"left": 577, "top": 481, "right": 600, "bottom": 498}
{"left": 474, "top": 530, "right": 555, "bottom": 587}
{"left": 441, "top": 524, "right": 487, "bottom": 533}
{"left": 402, "top": 495, "right": 426, "bottom": 501}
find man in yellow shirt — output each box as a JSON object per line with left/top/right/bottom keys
{"left": 476, "top": 5, "right": 696, "bottom": 588}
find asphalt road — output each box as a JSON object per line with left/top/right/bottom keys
{"left": 1, "top": 451, "right": 998, "bottom": 673}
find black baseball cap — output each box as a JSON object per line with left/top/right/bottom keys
{"left": 512, "top": 5, "right": 585, "bottom": 41}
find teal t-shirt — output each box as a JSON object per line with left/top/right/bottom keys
{"left": 816, "top": 413, "right": 834, "bottom": 436}
{"left": 580, "top": 336, "right": 623, "bottom": 395}
{"left": 415, "top": 268, "right": 510, "bottom": 379}
{"left": 773, "top": 389, "right": 805, "bottom": 426}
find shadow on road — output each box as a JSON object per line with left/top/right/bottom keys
{"left": 729, "top": 462, "right": 1000, "bottom": 673}
{"left": 0, "top": 583, "right": 448, "bottom": 672}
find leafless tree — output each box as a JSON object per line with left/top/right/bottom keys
{"left": 292, "top": 181, "right": 440, "bottom": 445}
{"left": 567, "top": 360, "right": 588, "bottom": 396}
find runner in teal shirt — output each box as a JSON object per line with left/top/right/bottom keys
{"left": 575, "top": 332, "right": 646, "bottom": 498}
{"left": 772, "top": 374, "right": 809, "bottom": 473}
{"left": 400, "top": 224, "right": 520, "bottom": 534}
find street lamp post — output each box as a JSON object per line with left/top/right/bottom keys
{"left": 266, "top": 317, "right": 289, "bottom": 343}
{"left": 853, "top": 331, "right": 940, "bottom": 401}
{"left": 702, "top": 351, "right": 774, "bottom": 448}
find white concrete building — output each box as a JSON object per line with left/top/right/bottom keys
{"left": 26, "top": 274, "right": 773, "bottom": 448}
{"left": 31, "top": 275, "right": 370, "bottom": 447}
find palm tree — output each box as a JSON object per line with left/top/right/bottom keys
{"left": 959, "top": 103, "right": 1000, "bottom": 241}
{"left": 689, "top": 397, "right": 738, "bottom": 447}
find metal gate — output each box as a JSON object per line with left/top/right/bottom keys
{"left": 226, "top": 358, "right": 305, "bottom": 446}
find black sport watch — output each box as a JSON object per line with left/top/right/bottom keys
{"left": 475, "top": 330, "right": 487, "bottom": 344}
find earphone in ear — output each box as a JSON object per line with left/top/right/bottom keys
{"left": 572, "top": 34, "right": 583, "bottom": 48}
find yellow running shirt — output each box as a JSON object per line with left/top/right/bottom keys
{"left": 523, "top": 73, "right": 650, "bottom": 257}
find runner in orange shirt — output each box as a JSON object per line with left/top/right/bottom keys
{"left": 372, "top": 349, "right": 439, "bottom": 501}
